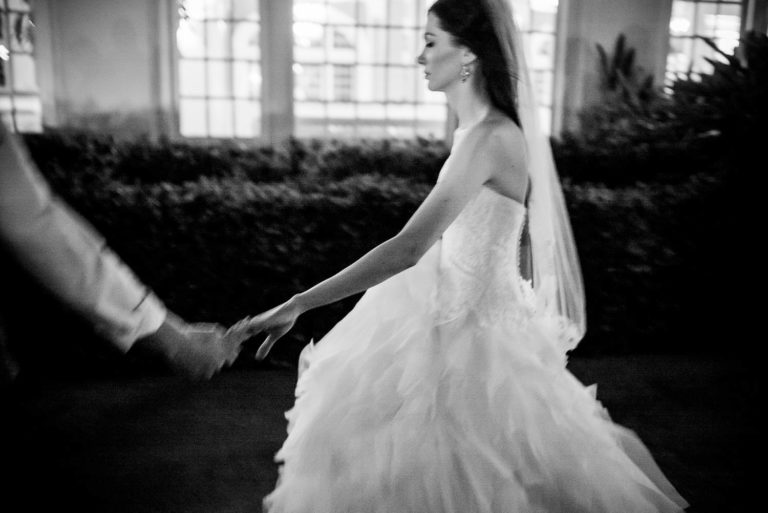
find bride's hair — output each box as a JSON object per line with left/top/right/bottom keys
{"left": 429, "top": 0, "right": 521, "bottom": 127}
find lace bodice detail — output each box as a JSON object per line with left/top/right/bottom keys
{"left": 437, "top": 186, "right": 535, "bottom": 328}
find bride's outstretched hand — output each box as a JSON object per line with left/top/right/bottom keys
{"left": 226, "top": 299, "right": 302, "bottom": 360}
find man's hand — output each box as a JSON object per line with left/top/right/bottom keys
{"left": 136, "top": 312, "right": 240, "bottom": 380}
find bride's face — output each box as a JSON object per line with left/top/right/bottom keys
{"left": 417, "top": 12, "right": 466, "bottom": 92}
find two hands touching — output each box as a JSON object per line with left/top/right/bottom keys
{"left": 136, "top": 311, "right": 242, "bottom": 380}
{"left": 137, "top": 299, "right": 300, "bottom": 381}
{"left": 224, "top": 297, "right": 303, "bottom": 362}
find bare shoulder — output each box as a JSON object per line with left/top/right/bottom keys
{"left": 445, "top": 113, "right": 526, "bottom": 189}
{"left": 466, "top": 115, "right": 526, "bottom": 171}
{"left": 469, "top": 115, "right": 528, "bottom": 198}
{"left": 480, "top": 115, "right": 525, "bottom": 155}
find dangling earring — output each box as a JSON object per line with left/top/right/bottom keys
{"left": 460, "top": 64, "right": 472, "bottom": 83}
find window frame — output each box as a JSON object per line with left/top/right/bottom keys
{"left": 665, "top": 0, "right": 746, "bottom": 85}
{"left": 0, "top": 0, "right": 40, "bottom": 133}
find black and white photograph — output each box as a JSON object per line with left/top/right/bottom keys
{"left": 1, "top": 0, "right": 762, "bottom": 511}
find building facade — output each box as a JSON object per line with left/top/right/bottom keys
{"left": 1, "top": 0, "right": 766, "bottom": 142}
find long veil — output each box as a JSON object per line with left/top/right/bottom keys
{"left": 483, "top": 0, "right": 587, "bottom": 350}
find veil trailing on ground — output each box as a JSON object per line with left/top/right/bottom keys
{"left": 482, "top": 0, "right": 586, "bottom": 349}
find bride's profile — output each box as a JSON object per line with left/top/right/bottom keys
{"left": 229, "top": 0, "right": 690, "bottom": 511}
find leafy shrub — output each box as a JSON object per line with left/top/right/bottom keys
{"left": 286, "top": 137, "right": 448, "bottom": 183}
{"left": 551, "top": 109, "right": 721, "bottom": 186}
{"left": 553, "top": 75, "right": 720, "bottom": 187}
{"left": 595, "top": 33, "right": 660, "bottom": 111}
{"left": 667, "top": 31, "right": 768, "bottom": 162}
{"left": 113, "top": 137, "right": 294, "bottom": 184}
{"left": 22, "top": 130, "right": 449, "bottom": 187}
{"left": 556, "top": 31, "right": 767, "bottom": 185}
{"left": 4, "top": 163, "right": 730, "bottom": 378}
{"left": 21, "top": 128, "right": 121, "bottom": 184}
{"left": 26, "top": 122, "right": 718, "bottom": 190}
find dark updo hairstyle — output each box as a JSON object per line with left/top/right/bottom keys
{"left": 428, "top": 0, "right": 521, "bottom": 127}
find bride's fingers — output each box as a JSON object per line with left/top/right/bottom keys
{"left": 254, "top": 338, "right": 271, "bottom": 361}
{"left": 255, "top": 331, "right": 283, "bottom": 360}
{"left": 246, "top": 318, "right": 268, "bottom": 333}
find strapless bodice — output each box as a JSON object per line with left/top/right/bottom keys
{"left": 437, "top": 185, "right": 535, "bottom": 327}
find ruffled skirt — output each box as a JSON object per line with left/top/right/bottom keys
{"left": 262, "top": 246, "right": 689, "bottom": 513}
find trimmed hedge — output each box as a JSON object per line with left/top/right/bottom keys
{"left": 22, "top": 131, "right": 448, "bottom": 186}
{"left": 24, "top": 128, "right": 718, "bottom": 188}
{"left": 4, "top": 161, "right": 734, "bottom": 377}
{"left": 551, "top": 122, "right": 723, "bottom": 186}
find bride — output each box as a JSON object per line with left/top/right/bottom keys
{"left": 229, "top": 0, "right": 689, "bottom": 511}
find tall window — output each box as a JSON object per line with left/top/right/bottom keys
{"left": 0, "top": 0, "right": 40, "bottom": 132}
{"left": 666, "top": 0, "right": 743, "bottom": 83}
{"left": 176, "top": 0, "right": 261, "bottom": 138}
{"left": 513, "top": 0, "right": 559, "bottom": 135}
{"left": 293, "top": 0, "right": 445, "bottom": 139}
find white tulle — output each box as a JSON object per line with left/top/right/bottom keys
{"left": 262, "top": 177, "right": 689, "bottom": 512}
{"left": 487, "top": 0, "right": 588, "bottom": 347}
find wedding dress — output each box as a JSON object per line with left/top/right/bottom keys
{"left": 261, "top": 128, "right": 689, "bottom": 513}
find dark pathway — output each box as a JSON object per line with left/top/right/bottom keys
{"left": 1, "top": 355, "right": 757, "bottom": 512}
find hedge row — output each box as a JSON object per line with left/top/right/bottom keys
{"left": 22, "top": 128, "right": 719, "bottom": 188}
{"left": 22, "top": 131, "right": 448, "bottom": 186}
{"left": 3, "top": 167, "right": 735, "bottom": 377}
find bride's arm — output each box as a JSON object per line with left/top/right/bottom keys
{"left": 235, "top": 128, "right": 520, "bottom": 357}
{"left": 292, "top": 134, "right": 498, "bottom": 313}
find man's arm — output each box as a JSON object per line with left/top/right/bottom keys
{"left": 0, "top": 122, "right": 237, "bottom": 379}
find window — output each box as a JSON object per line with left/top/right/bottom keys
{"left": 176, "top": 0, "right": 261, "bottom": 138}
{"left": 293, "top": 0, "right": 446, "bottom": 139}
{"left": 1, "top": 0, "right": 40, "bottom": 132}
{"left": 333, "top": 64, "right": 353, "bottom": 101}
{"left": 173, "top": 0, "right": 561, "bottom": 140}
{"left": 666, "top": 0, "right": 743, "bottom": 84}
{"left": 512, "top": 0, "right": 559, "bottom": 135}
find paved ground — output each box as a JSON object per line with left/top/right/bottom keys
{"left": 1, "top": 354, "right": 758, "bottom": 512}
